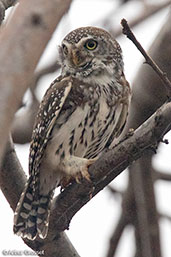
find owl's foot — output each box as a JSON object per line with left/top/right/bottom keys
{"left": 61, "top": 156, "right": 97, "bottom": 186}
{"left": 74, "top": 158, "right": 97, "bottom": 183}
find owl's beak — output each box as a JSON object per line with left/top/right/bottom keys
{"left": 71, "top": 49, "right": 86, "bottom": 67}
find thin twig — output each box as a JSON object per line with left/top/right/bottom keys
{"left": 121, "top": 18, "right": 171, "bottom": 98}
{"left": 159, "top": 213, "right": 171, "bottom": 222}
{"left": 153, "top": 169, "right": 171, "bottom": 181}
{"left": 108, "top": 185, "right": 122, "bottom": 194}
{"left": 106, "top": 213, "right": 129, "bottom": 257}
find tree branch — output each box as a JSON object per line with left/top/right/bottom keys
{"left": 153, "top": 170, "right": 171, "bottom": 181}
{"left": 106, "top": 182, "right": 135, "bottom": 257}
{"left": 130, "top": 155, "right": 161, "bottom": 257}
{"left": 106, "top": 213, "right": 129, "bottom": 257}
{"left": 121, "top": 18, "right": 171, "bottom": 98}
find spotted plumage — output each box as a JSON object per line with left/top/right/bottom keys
{"left": 14, "top": 26, "right": 131, "bottom": 240}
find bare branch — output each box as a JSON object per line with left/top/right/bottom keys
{"left": 121, "top": 18, "right": 171, "bottom": 98}
{"left": 159, "top": 213, "right": 171, "bottom": 223}
{"left": 130, "top": 155, "right": 161, "bottom": 257}
{"left": 106, "top": 213, "right": 129, "bottom": 257}
{"left": 106, "top": 183, "right": 134, "bottom": 257}
{"left": 153, "top": 170, "right": 171, "bottom": 181}
{"left": 108, "top": 185, "right": 123, "bottom": 197}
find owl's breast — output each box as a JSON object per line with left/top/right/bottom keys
{"left": 42, "top": 80, "right": 124, "bottom": 171}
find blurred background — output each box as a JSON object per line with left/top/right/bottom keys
{"left": 0, "top": 0, "right": 171, "bottom": 256}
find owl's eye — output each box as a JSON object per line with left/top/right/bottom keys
{"left": 84, "top": 39, "right": 98, "bottom": 50}
{"left": 62, "top": 44, "right": 68, "bottom": 55}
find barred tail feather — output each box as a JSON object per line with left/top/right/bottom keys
{"left": 13, "top": 177, "right": 54, "bottom": 240}
{"left": 36, "top": 192, "right": 54, "bottom": 239}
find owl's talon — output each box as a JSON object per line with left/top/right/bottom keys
{"left": 77, "top": 157, "right": 97, "bottom": 183}
{"left": 75, "top": 167, "right": 90, "bottom": 184}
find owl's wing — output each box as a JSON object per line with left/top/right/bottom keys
{"left": 105, "top": 76, "right": 131, "bottom": 148}
{"left": 29, "top": 76, "right": 72, "bottom": 175}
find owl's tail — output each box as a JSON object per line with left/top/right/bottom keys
{"left": 13, "top": 177, "right": 54, "bottom": 240}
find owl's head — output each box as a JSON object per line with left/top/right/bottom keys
{"left": 59, "top": 26, "right": 124, "bottom": 82}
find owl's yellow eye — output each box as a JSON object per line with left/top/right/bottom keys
{"left": 85, "top": 39, "right": 98, "bottom": 50}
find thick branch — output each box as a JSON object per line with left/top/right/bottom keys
{"left": 130, "top": 156, "right": 161, "bottom": 257}
{"left": 0, "top": 0, "right": 72, "bottom": 163}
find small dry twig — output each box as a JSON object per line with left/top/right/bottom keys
{"left": 121, "top": 18, "right": 171, "bottom": 98}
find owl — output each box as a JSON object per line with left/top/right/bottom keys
{"left": 13, "top": 26, "right": 131, "bottom": 240}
